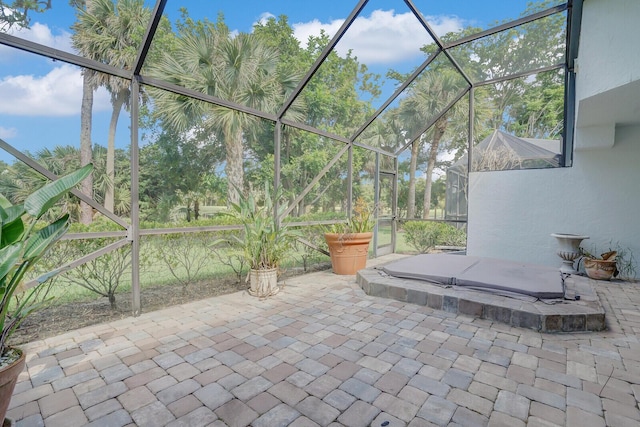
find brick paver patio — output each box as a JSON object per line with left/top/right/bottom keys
{"left": 8, "top": 254, "right": 640, "bottom": 426}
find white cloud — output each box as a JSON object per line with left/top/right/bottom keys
{"left": 256, "top": 12, "right": 276, "bottom": 27}
{"left": 0, "top": 64, "right": 111, "bottom": 117}
{"left": 292, "top": 9, "right": 465, "bottom": 65}
{"left": 9, "top": 21, "right": 74, "bottom": 52}
{"left": 0, "top": 21, "right": 74, "bottom": 61}
{"left": 293, "top": 18, "right": 340, "bottom": 49}
{"left": 0, "top": 126, "right": 17, "bottom": 139}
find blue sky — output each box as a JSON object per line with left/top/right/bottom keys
{"left": 0, "top": 0, "right": 549, "bottom": 164}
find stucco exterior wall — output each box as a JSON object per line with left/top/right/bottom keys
{"left": 467, "top": 125, "right": 640, "bottom": 273}
{"left": 466, "top": 0, "right": 640, "bottom": 276}
{"left": 577, "top": 0, "right": 640, "bottom": 100}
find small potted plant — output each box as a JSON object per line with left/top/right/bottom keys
{"left": 579, "top": 241, "right": 637, "bottom": 281}
{"left": 228, "top": 183, "right": 297, "bottom": 298}
{"left": 324, "top": 197, "right": 375, "bottom": 275}
{"left": 582, "top": 250, "right": 618, "bottom": 280}
{"left": 580, "top": 244, "right": 637, "bottom": 281}
{"left": 0, "top": 164, "right": 92, "bottom": 423}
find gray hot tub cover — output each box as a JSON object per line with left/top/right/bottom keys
{"left": 382, "top": 254, "right": 564, "bottom": 299}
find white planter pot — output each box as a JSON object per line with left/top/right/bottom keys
{"left": 248, "top": 268, "right": 279, "bottom": 298}
{"left": 551, "top": 233, "right": 589, "bottom": 274}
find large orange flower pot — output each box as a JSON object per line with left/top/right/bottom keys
{"left": 324, "top": 232, "right": 372, "bottom": 275}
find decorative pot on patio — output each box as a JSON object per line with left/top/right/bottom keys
{"left": 226, "top": 183, "right": 296, "bottom": 299}
{"left": 0, "top": 349, "right": 25, "bottom": 424}
{"left": 248, "top": 267, "right": 280, "bottom": 297}
{"left": 324, "top": 232, "right": 372, "bottom": 275}
{"left": 551, "top": 233, "right": 589, "bottom": 274}
{"left": 584, "top": 251, "right": 618, "bottom": 280}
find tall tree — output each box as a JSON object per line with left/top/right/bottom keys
{"left": 297, "top": 31, "right": 379, "bottom": 136}
{"left": 0, "top": 144, "right": 125, "bottom": 221}
{"left": 252, "top": 21, "right": 380, "bottom": 215}
{"left": 0, "top": 0, "right": 51, "bottom": 31}
{"left": 0, "top": 1, "right": 98, "bottom": 222}
{"left": 138, "top": 127, "right": 220, "bottom": 221}
{"left": 471, "top": 2, "right": 566, "bottom": 135}
{"left": 399, "top": 67, "right": 468, "bottom": 219}
{"left": 72, "top": 0, "right": 150, "bottom": 213}
{"left": 78, "top": 69, "right": 95, "bottom": 223}
{"left": 149, "top": 16, "right": 298, "bottom": 205}
{"left": 509, "top": 70, "right": 564, "bottom": 138}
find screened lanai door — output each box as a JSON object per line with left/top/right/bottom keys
{"left": 373, "top": 154, "right": 397, "bottom": 257}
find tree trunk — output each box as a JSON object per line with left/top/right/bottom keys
{"left": 422, "top": 120, "right": 447, "bottom": 219}
{"left": 298, "top": 170, "right": 307, "bottom": 216}
{"left": 108, "top": 293, "right": 116, "bottom": 309}
{"left": 80, "top": 71, "right": 94, "bottom": 224}
{"left": 407, "top": 141, "right": 419, "bottom": 219}
{"left": 282, "top": 131, "right": 297, "bottom": 216}
{"left": 194, "top": 199, "right": 199, "bottom": 220}
{"left": 105, "top": 91, "right": 126, "bottom": 213}
{"left": 225, "top": 124, "right": 244, "bottom": 205}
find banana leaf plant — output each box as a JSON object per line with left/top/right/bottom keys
{"left": 0, "top": 164, "right": 92, "bottom": 358}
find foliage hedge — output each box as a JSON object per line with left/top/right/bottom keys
{"left": 403, "top": 221, "right": 466, "bottom": 253}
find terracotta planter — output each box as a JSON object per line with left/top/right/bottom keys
{"left": 0, "top": 349, "right": 25, "bottom": 423}
{"left": 584, "top": 258, "right": 617, "bottom": 280}
{"left": 248, "top": 267, "right": 279, "bottom": 297}
{"left": 324, "top": 232, "right": 372, "bottom": 275}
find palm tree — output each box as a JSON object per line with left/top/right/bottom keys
{"left": 1, "top": 144, "right": 131, "bottom": 221}
{"left": 358, "top": 110, "right": 405, "bottom": 154}
{"left": 399, "top": 69, "right": 468, "bottom": 219}
{"left": 148, "top": 21, "right": 300, "bottom": 204}
{"left": 72, "top": 0, "right": 150, "bottom": 213}
{"left": 3, "top": 146, "right": 87, "bottom": 222}
{"left": 356, "top": 111, "right": 406, "bottom": 194}
{"left": 78, "top": 69, "right": 95, "bottom": 223}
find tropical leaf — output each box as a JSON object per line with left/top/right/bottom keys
{"left": 1, "top": 205, "right": 25, "bottom": 226}
{"left": 0, "top": 194, "right": 12, "bottom": 211}
{"left": 0, "top": 217, "right": 24, "bottom": 247}
{"left": 23, "top": 216, "right": 69, "bottom": 261}
{"left": 0, "top": 164, "right": 93, "bottom": 357}
{"left": 24, "top": 164, "right": 92, "bottom": 219}
{"left": 0, "top": 243, "right": 21, "bottom": 283}
{"left": 1, "top": 205, "right": 25, "bottom": 247}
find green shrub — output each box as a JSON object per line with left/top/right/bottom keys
{"left": 291, "top": 224, "right": 329, "bottom": 272}
{"left": 62, "top": 218, "right": 138, "bottom": 309}
{"left": 288, "top": 211, "right": 346, "bottom": 222}
{"left": 150, "top": 232, "right": 212, "bottom": 288}
{"left": 440, "top": 225, "right": 467, "bottom": 247}
{"left": 403, "top": 221, "right": 466, "bottom": 253}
